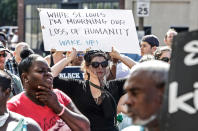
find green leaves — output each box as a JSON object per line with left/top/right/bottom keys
{"left": 0, "top": 0, "right": 17, "bottom": 26}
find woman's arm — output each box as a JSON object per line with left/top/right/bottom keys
{"left": 106, "top": 58, "right": 118, "bottom": 81}
{"left": 51, "top": 48, "right": 77, "bottom": 77}
{"left": 109, "top": 47, "right": 137, "bottom": 69}
{"left": 58, "top": 102, "right": 90, "bottom": 131}
{"left": 44, "top": 55, "right": 51, "bottom": 66}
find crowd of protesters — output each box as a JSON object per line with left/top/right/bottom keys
{"left": 0, "top": 28, "right": 177, "bottom": 131}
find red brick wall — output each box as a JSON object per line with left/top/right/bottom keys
{"left": 119, "top": 0, "right": 125, "bottom": 9}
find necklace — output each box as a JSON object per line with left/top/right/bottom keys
{"left": 0, "top": 112, "right": 9, "bottom": 127}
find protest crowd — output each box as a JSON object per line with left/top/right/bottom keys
{"left": 0, "top": 8, "right": 194, "bottom": 131}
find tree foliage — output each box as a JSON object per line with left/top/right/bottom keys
{"left": 0, "top": 0, "right": 17, "bottom": 26}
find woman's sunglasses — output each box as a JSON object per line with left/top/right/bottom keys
{"left": 90, "top": 61, "right": 108, "bottom": 68}
{"left": 0, "top": 53, "right": 7, "bottom": 57}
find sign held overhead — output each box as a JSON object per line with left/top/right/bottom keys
{"left": 39, "top": 9, "right": 140, "bottom": 54}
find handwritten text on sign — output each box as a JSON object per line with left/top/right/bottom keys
{"left": 39, "top": 9, "right": 140, "bottom": 54}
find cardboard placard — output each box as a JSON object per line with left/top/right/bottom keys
{"left": 39, "top": 8, "right": 140, "bottom": 54}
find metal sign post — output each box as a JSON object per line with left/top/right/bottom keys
{"left": 137, "top": 0, "right": 150, "bottom": 40}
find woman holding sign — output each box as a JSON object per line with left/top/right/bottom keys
{"left": 52, "top": 47, "right": 136, "bottom": 131}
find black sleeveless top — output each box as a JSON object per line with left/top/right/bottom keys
{"left": 53, "top": 77, "right": 126, "bottom": 131}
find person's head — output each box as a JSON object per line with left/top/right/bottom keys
{"left": 83, "top": 50, "right": 109, "bottom": 80}
{"left": 20, "top": 48, "right": 34, "bottom": 61}
{"left": 140, "top": 35, "right": 159, "bottom": 56}
{"left": 18, "top": 52, "right": 53, "bottom": 92}
{"left": 14, "top": 42, "right": 30, "bottom": 64}
{"left": 71, "top": 51, "right": 84, "bottom": 66}
{"left": 154, "top": 46, "right": 171, "bottom": 63}
{"left": 164, "top": 29, "right": 177, "bottom": 47}
{"left": 0, "top": 70, "right": 11, "bottom": 113}
{"left": 0, "top": 42, "right": 9, "bottom": 70}
{"left": 124, "top": 60, "right": 169, "bottom": 128}
{"left": 0, "top": 32, "right": 7, "bottom": 47}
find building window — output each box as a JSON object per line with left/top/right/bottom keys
{"left": 24, "top": 1, "right": 119, "bottom": 52}
{"left": 82, "top": 2, "right": 119, "bottom": 9}
{"left": 25, "top": 19, "right": 31, "bottom": 46}
{"left": 104, "top": 2, "right": 111, "bottom": 9}
{"left": 25, "top": 3, "right": 58, "bottom": 50}
{"left": 26, "top": 5, "right": 31, "bottom": 18}
{"left": 89, "top": 3, "right": 96, "bottom": 9}
{"left": 96, "top": 2, "right": 103, "bottom": 9}
{"left": 112, "top": 2, "right": 119, "bottom": 9}
{"left": 82, "top": 3, "right": 88, "bottom": 9}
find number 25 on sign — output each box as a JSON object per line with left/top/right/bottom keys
{"left": 137, "top": 0, "right": 150, "bottom": 17}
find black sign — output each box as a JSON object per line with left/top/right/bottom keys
{"left": 160, "top": 30, "right": 198, "bottom": 131}
{"left": 58, "top": 66, "right": 84, "bottom": 80}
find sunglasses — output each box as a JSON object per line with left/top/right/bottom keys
{"left": 77, "top": 53, "right": 84, "bottom": 57}
{"left": 90, "top": 61, "right": 108, "bottom": 68}
{"left": 160, "top": 57, "right": 170, "bottom": 62}
{"left": 0, "top": 53, "right": 7, "bottom": 57}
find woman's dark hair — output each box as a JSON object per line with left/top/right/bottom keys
{"left": 84, "top": 50, "right": 109, "bottom": 66}
{"left": 20, "top": 48, "right": 34, "bottom": 59}
{"left": 18, "top": 49, "right": 39, "bottom": 78}
{"left": 0, "top": 70, "right": 11, "bottom": 91}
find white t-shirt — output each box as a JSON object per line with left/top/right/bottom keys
{"left": 122, "top": 125, "right": 143, "bottom": 131}
{"left": 116, "top": 62, "right": 130, "bottom": 79}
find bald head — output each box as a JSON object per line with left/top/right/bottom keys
{"left": 129, "top": 60, "right": 169, "bottom": 87}
{"left": 125, "top": 60, "right": 169, "bottom": 127}
{"left": 14, "top": 42, "right": 29, "bottom": 63}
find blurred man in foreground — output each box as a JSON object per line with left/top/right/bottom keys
{"left": 124, "top": 60, "right": 169, "bottom": 131}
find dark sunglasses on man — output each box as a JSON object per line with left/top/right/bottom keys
{"left": 77, "top": 52, "right": 84, "bottom": 57}
{"left": 91, "top": 61, "right": 108, "bottom": 68}
{"left": 160, "top": 57, "right": 170, "bottom": 63}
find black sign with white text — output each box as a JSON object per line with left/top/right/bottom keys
{"left": 160, "top": 30, "right": 198, "bottom": 131}
{"left": 58, "top": 66, "right": 84, "bottom": 80}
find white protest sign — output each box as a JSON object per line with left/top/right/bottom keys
{"left": 39, "top": 8, "right": 140, "bottom": 54}
{"left": 137, "top": 0, "right": 150, "bottom": 17}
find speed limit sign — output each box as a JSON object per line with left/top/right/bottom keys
{"left": 137, "top": 0, "right": 150, "bottom": 17}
